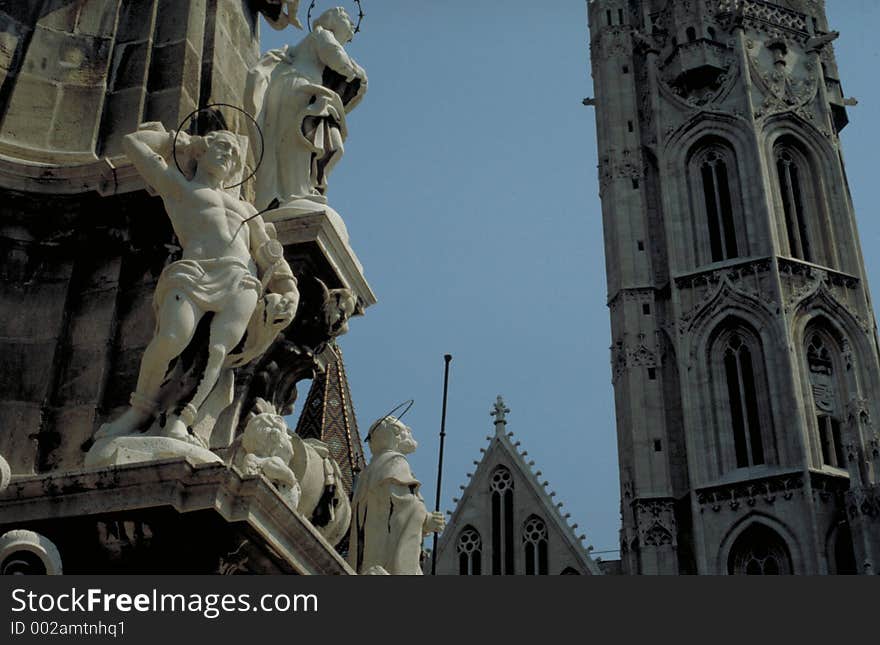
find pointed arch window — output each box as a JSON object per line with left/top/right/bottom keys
{"left": 701, "top": 150, "right": 739, "bottom": 261}
{"left": 776, "top": 147, "right": 813, "bottom": 262}
{"left": 456, "top": 527, "right": 482, "bottom": 575}
{"left": 710, "top": 322, "right": 776, "bottom": 473}
{"left": 522, "top": 515, "right": 549, "bottom": 575}
{"left": 806, "top": 331, "right": 846, "bottom": 468}
{"left": 688, "top": 141, "right": 746, "bottom": 266}
{"left": 489, "top": 466, "right": 515, "bottom": 575}
{"left": 724, "top": 333, "right": 765, "bottom": 468}
{"left": 728, "top": 524, "right": 793, "bottom": 575}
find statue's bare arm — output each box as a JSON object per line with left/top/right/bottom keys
{"left": 122, "top": 125, "right": 195, "bottom": 199}
{"left": 244, "top": 205, "right": 299, "bottom": 297}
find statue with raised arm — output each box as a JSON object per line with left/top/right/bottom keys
{"left": 93, "top": 122, "right": 299, "bottom": 452}
{"left": 245, "top": 6, "right": 367, "bottom": 212}
{"left": 348, "top": 416, "right": 445, "bottom": 575}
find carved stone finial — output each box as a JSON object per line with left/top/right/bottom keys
{"left": 491, "top": 395, "right": 511, "bottom": 432}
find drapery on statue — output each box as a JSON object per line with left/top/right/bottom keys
{"left": 348, "top": 416, "right": 445, "bottom": 575}
{"left": 244, "top": 6, "right": 367, "bottom": 211}
{"left": 95, "top": 123, "right": 300, "bottom": 446}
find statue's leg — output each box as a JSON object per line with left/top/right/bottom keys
{"left": 169, "top": 289, "right": 260, "bottom": 436}
{"left": 97, "top": 290, "right": 200, "bottom": 438}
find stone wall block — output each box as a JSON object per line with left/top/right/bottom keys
{"left": 115, "top": 283, "right": 157, "bottom": 349}
{"left": 103, "top": 345, "right": 145, "bottom": 410}
{"left": 216, "top": 0, "right": 258, "bottom": 63}
{"left": 50, "top": 83, "right": 105, "bottom": 152}
{"left": 41, "top": 405, "right": 97, "bottom": 472}
{"left": 0, "top": 12, "right": 29, "bottom": 83}
{"left": 56, "top": 344, "right": 111, "bottom": 405}
{"left": 0, "top": 279, "right": 70, "bottom": 340}
{"left": 147, "top": 40, "right": 200, "bottom": 97}
{"left": 0, "top": 401, "right": 41, "bottom": 474}
{"left": 116, "top": 0, "right": 158, "bottom": 43}
{"left": 98, "top": 87, "right": 145, "bottom": 155}
{"left": 154, "top": 0, "right": 205, "bottom": 47}
{"left": 74, "top": 0, "right": 122, "bottom": 38}
{"left": 1, "top": 74, "right": 57, "bottom": 147}
{"left": 108, "top": 39, "right": 149, "bottom": 91}
{"left": 25, "top": 28, "right": 112, "bottom": 85}
{"left": 0, "top": 341, "right": 58, "bottom": 403}
{"left": 145, "top": 85, "right": 197, "bottom": 129}
{"left": 35, "top": 0, "right": 82, "bottom": 33}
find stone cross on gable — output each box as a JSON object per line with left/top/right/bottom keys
{"left": 490, "top": 395, "right": 510, "bottom": 432}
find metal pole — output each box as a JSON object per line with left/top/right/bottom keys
{"left": 431, "top": 354, "right": 452, "bottom": 575}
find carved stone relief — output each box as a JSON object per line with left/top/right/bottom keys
{"left": 634, "top": 498, "right": 677, "bottom": 548}
{"left": 697, "top": 472, "right": 804, "bottom": 512}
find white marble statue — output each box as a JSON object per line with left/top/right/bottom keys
{"left": 0, "top": 453, "right": 10, "bottom": 493}
{"left": 348, "top": 416, "right": 445, "bottom": 575}
{"left": 261, "top": 0, "right": 303, "bottom": 31}
{"left": 244, "top": 6, "right": 367, "bottom": 212}
{"left": 232, "top": 399, "right": 351, "bottom": 545}
{"left": 234, "top": 405, "right": 302, "bottom": 509}
{"left": 94, "top": 123, "right": 299, "bottom": 451}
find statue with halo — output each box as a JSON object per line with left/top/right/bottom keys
{"left": 245, "top": 5, "right": 368, "bottom": 213}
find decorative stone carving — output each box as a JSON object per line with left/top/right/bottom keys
{"left": 244, "top": 6, "right": 367, "bottom": 212}
{"left": 348, "top": 415, "right": 445, "bottom": 575}
{"left": 88, "top": 123, "right": 300, "bottom": 466}
{"left": 243, "top": 277, "right": 359, "bottom": 419}
{"left": 634, "top": 499, "right": 677, "bottom": 548}
{"left": 0, "top": 453, "right": 9, "bottom": 493}
{"left": 696, "top": 472, "right": 804, "bottom": 513}
{"left": 0, "top": 530, "right": 63, "bottom": 575}
{"left": 231, "top": 399, "right": 351, "bottom": 546}
{"left": 845, "top": 487, "right": 880, "bottom": 520}
{"left": 233, "top": 401, "right": 302, "bottom": 509}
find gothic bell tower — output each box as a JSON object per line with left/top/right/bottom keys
{"left": 588, "top": 0, "right": 880, "bottom": 574}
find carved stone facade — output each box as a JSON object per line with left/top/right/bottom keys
{"left": 588, "top": 0, "right": 880, "bottom": 574}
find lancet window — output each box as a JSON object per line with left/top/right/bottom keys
{"left": 490, "top": 466, "right": 515, "bottom": 574}
{"left": 457, "top": 527, "right": 482, "bottom": 575}
{"left": 689, "top": 142, "right": 745, "bottom": 266}
{"left": 522, "top": 515, "right": 549, "bottom": 575}
{"left": 712, "top": 322, "right": 775, "bottom": 472}
{"left": 776, "top": 146, "right": 813, "bottom": 262}
{"left": 724, "top": 333, "right": 765, "bottom": 468}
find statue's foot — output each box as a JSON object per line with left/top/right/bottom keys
{"left": 94, "top": 407, "right": 151, "bottom": 440}
{"left": 160, "top": 417, "right": 207, "bottom": 449}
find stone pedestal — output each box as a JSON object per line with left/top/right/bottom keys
{"left": 0, "top": 459, "right": 353, "bottom": 574}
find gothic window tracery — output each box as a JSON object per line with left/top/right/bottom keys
{"left": 522, "top": 515, "right": 549, "bottom": 575}
{"left": 711, "top": 322, "right": 776, "bottom": 473}
{"left": 728, "top": 524, "right": 793, "bottom": 575}
{"left": 776, "top": 146, "right": 813, "bottom": 262}
{"left": 490, "top": 466, "right": 515, "bottom": 574}
{"left": 724, "top": 333, "right": 765, "bottom": 468}
{"left": 457, "top": 527, "right": 482, "bottom": 575}
{"left": 688, "top": 141, "right": 746, "bottom": 266}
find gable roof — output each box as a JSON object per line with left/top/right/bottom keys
{"left": 433, "top": 396, "right": 602, "bottom": 575}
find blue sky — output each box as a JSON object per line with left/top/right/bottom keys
{"left": 262, "top": 1, "right": 880, "bottom": 561}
